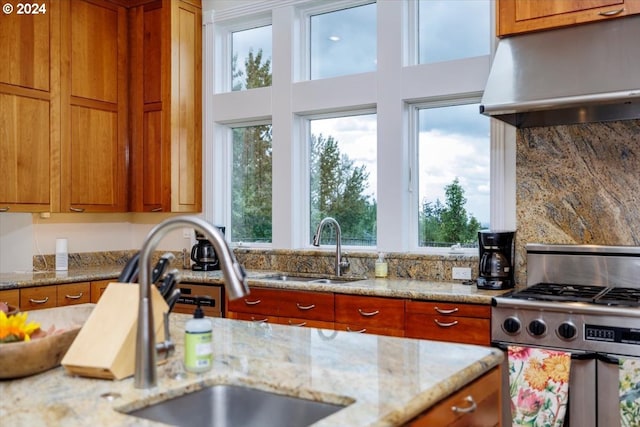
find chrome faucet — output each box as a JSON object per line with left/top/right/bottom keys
{"left": 312, "top": 217, "right": 350, "bottom": 276}
{"left": 135, "top": 216, "right": 249, "bottom": 389}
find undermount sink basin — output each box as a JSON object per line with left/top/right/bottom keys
{"left": 261, "top": 274, "right": 362, "bottom": 284}
{"left": 125, "top": 384, "right": 347, "bottom": 427}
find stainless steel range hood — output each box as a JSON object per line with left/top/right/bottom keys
{"left": 480, "top": 15, "right": 640, "bottom": 128}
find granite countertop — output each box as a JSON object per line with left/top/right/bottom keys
{"left": 0, "top": 267, "right": 510, "bottom": 304}
{"left": 0, "top": 311, "right": 504, "bottom": 426}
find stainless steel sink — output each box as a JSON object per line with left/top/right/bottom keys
{"left": 126, "top": 384, "right": 347, "bottom": 427}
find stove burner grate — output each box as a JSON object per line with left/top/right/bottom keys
{"left": 594, "top": 287, "right": 640, "bottom": 307}
{"left": 510, "top": 283, "right": 607, "bottom": 303}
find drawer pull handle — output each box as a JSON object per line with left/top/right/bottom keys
{"left": 69, "top": 206, "right": 85, "bottom": 212}
{"left": 358, "top": 309, "right": 380, "bottom": 317}
{"left": 288, "top": 320, "right": 307, "bottom": 327}
{"left": 151, "top": 207, "right": 163, "bottom": 212}
{"left": 434, "top": 319, "right": 459, "bottom": 327}
{"left": 0, "top": 207, "right": 9, "bottom": 212}
{"left": 251, "top": 317, "right": 268, "bottom": 323}
{"left": 65, "top": 292, "right": 84, "bottom": 300}
{"left": 451, "top": 395, "right": 477, "bottom": 414}
{"left": 434, "top": 306, "right": 458, "bottom": 315}
{"left": 599, "top": 8, "right": 624, "bottom": 16}
{"left": 29, "top": 296, "right": 49, "bottom": 304}
{"left": 296, "top": 303, "right": 316, "bottom": 310}
{"left": 244, "top": 299, "right": 262, "bottom": 305}
{"left": 346, "top": 327, "right": 367, "bottom": 333}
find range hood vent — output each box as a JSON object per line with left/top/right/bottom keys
{"left": 480, "top": 15, "right": 640, "bottom": 128}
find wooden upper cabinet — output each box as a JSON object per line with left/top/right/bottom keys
{"left": 0, "top": 0, "right": 57, "bottom": 212}
{"left": 129, "top": 0, "right": 202, "bottom": 213}
{"left": 59, "top": 0, "right": 128, "bottom": 213}
{"left": 497, "top": 0, "right": 640, "bottom": 36}
{"left": 0, "top": 1, "right": 50, "bottom": 91}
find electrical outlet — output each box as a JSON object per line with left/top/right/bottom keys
{"left": 183, "top": 228, "right": 193, "bottom": 239}
{"left": 452, "top": 267, "right": 472, "bottom": 280}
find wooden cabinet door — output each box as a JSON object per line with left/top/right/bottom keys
{"left": 0, "top": 0, "right": 58, "bottom": 212}
{"left": 276, "top": 289, "right": 335, "bottom": 322}
{"left": 0, "top": 289, "right": 20, "bottom": 310}
{"left": 20, "top": 286, "right": 57, "bottom": 311}
{"left": 226, "top": 287, "right": 280, "bottom": 316}
{"left": 335, "top": 294, "right": 405, "bottom": 333}
{"left": 129, "top": 0, "right": 202, "bottom": 213}
{"left": 90, "top": 280, "right": 112, "bottom": 303}
{"left": 405, "top": 301, "right": 491, "bottom": 346}
{"left": 498, "top": 0, "right": 640, "bottom": 36}
{"left": 60, "top": 0, "right": 128, "bottom": 212}
{"left": 57, "top": 282, "right": 91, "bottom": 306}
{"left": 407, "top": 367, "right": 501, "bottom": 426}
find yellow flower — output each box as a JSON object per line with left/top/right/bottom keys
{"left": 0, "top": 311, "right": 41, "bottom": 343}
{"left": 544, "top": 354, "right": 570, "bottom": 383}
{"left": 524, "top": 357, "right": 549, "bottom": 391}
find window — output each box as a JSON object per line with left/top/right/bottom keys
{"left": 416, "top": 102, "right": 490, "bottom": 248}
{"left": 206, "top": 0, "right": 496, "bottom": 253}
{"left": 231, "top": 25, "right": 272, "bottom": 91}
{"left": 309, "top": 114, "right": 377, "bottom": 246}
{"left": 231, "top": 124, "right": 273, "bottom": 244}
{"left": 418, "top": 0, "right": 490, "bottom": 64}
{"left": 309, "top": 2, "right": 376, "bottom": 80}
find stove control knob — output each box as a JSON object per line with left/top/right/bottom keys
{"left": 557, "top": 322, "right": 577, "bottom": 340}
{"left": 528, "top": 319, "right": 547, "bottom": 337}
{"left": 502, "top": 317, "right": 521, "bottom": 335}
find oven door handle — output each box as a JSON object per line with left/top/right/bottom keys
{"left": 597, "top": 353, "right": 620, "bottom": 364}
{"left": 491, "top": 342, "right": 597, "bottom": 360}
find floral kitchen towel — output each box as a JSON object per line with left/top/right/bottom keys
{"left": 619, "top": 357, "right": 640, "bottom": 426}
{"left": 508, "top": 346, "right": 571, "bottom": 427}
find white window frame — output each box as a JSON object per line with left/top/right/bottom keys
{"left": 202, "top": 0, "right": 516, "bottom": 255}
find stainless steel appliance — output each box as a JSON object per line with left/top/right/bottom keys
{"left": 477, "top": 230, "right": 515, "bottom": 290}
{"left": 492, "top": 244, "right": 640, "bottom": 426}
{"left": 191, "top": 227, "right": 225, "bottom": 271}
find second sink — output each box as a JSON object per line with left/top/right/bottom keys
{"left": 125, "top": 384, "right": 347, "bottom": 427}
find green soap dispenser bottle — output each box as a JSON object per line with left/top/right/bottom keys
{"left": 184, "top": 297, "right": 213, "bottom": 373}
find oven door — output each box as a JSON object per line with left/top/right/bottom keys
{"left": 597, "top": 353, "right": 631, "bottom": 427}
{"left": 495, "top": 345, "right": 597, "bottom": 427}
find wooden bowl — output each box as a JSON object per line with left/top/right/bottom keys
{"left": 0, "top": 304, "right": 94, "bottom": 379}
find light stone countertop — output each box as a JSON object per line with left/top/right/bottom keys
{"left": 0, "top": 311, "right": 503, "bottom": 426}
{"left": 0, "top": 267, "right": 510, "bottom": 304}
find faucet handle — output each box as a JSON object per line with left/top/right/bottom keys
{"left": 156, "top": 311, "right": 175, "bottom": 361}
{"left": 340, "top": 252, "right": 350, "bottom": 273}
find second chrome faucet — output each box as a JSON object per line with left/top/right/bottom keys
{"left": 312, "top": 217, "right": 350, "bottom": 277}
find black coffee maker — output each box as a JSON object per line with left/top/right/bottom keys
{"left": 190, "top": 226, "right": 225, "bottom": 271}
{"left": 477, "top": 230, "right": 516, "bottom": 290}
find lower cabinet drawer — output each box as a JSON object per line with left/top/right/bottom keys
{"left": 57, "top": 282, "right": 91, "bottom": 306}
{"left": 407, "top": 367, "right": 501, "bottom": 427}
{"left": 335, "top": 294, "right": 405, "bottom": 330}
{"left": 405, "top": 314, "right": 490, "bottom": 346}
{"left": 227, "top": 288, "right": 280, "bottom": 315}
{"left": 0, "top": 289, "right": 20, "bottom": 309}
{"left": 20, "top": 286, "right": 57, "bottom": 310}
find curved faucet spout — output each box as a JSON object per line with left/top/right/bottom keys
{"left": 135, "top": 216, "right": 249, "bottom": 389}
{"left": 312, "top": 217, "right": 349, "bottom": 277}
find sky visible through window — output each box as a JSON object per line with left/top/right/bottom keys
{"left": 229, "top": 1, "right": 491, "bottom": 233}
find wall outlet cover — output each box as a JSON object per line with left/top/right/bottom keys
{"left": 452, "top": 267, "right": 472, "bottom": 280}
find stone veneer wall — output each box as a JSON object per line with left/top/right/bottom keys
{"left": 515, "top": 119, "right": 640, "bottom": 284}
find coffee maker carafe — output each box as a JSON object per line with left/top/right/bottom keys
{"left": 190, "top": 226, "right": 225, "bottom": 271}
{"left": 477, "top": 230, "right": 515, "bottom": 290}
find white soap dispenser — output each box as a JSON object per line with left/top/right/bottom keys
{"left": 375, "top": 252, "right": 388, "bottom": 278}
{"left": 184, "top": 298, "right": 213, "bottom": 373}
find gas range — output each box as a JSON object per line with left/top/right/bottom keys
{"left": 491, "top": 244, "right": 640, "bottom": 357}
